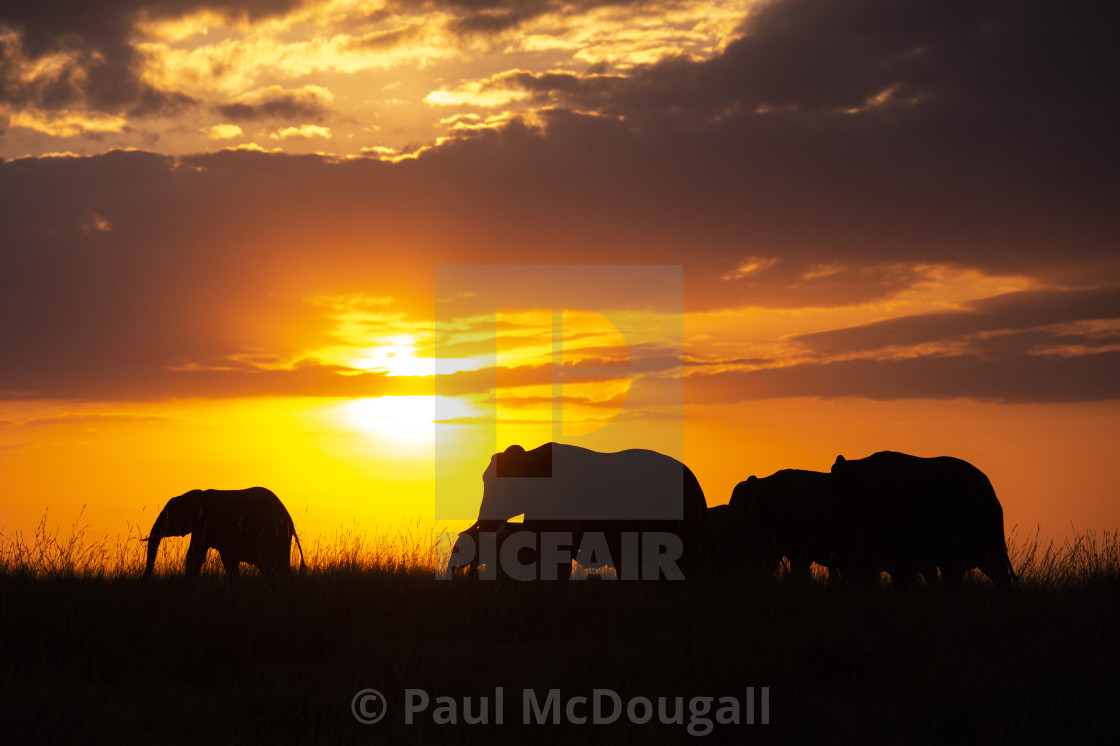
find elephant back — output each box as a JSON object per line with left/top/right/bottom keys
{"left": 479, "top": 442, "right": 703, "bottom": 522}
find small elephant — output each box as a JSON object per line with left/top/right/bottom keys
{"left": 830, "top": 451, "right": 1015, "bottom": 587}
{"left": 447, "top": 443, "right": 708, "bottom": 580}
{"left": 727, "top": 469, "right": 837, "bottom": 580}
{"left": 141, "top": 487, "right": 306, "bottom": 582}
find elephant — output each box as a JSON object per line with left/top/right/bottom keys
{"left": 829, "top": 451, "right": 1015, "bottom": 587}
{"left": 724, "top": 469, "right": 838, "bottom": 580}
{"left": 702, "top": 504, "right": 754, "bottom": 578}
{"left": 141, "top": 487, "right": 306, "bottom": 582}
{"left": 446, "top": 442, "right": 708, "bottom": 580}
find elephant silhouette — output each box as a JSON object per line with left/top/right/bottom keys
{"left": 141, "top": 487, "right": 306, "bottom": 582}
{"left": 703, "top": 504, "right": 755, "bottom": 577}
{"left": 725, "top": 469, "right": 838, "bottom": 580}
{"left": 446, "top": 443, "right": 708, "bottom": 580}
{"left": 830, "top": 451, "right": 1016, "bottom": 587}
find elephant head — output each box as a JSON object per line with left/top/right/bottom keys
{"left": 728, "top": 469, "right": 838, "bottom": 579}
{"left": 476, "top": 443, "right": 553, "bottom": 521}
{"left": 446, "top": 519, "right": 517, "bottom": 578}
{"left": 728, "top": 476, "right": 781, "bottom": 569}
{"left": 445, "top": 444, "right": 540, "bottom": 577}
{"left": 141, "top": 490, "right": 204, "bottom": 581}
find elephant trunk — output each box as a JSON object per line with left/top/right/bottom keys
{"left": 141, "top": 507, "right": 169, "bottom": 581}
{"left": 141, "top": 532, "right": 162, "bottom": 581}
{"left": 447, "top": 520, "right": 506, "bottom": 577}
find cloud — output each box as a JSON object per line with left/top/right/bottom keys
{"left": 0, "top": 1, "right": 302, "bottom": 118}
{"left": 270, "top": 124, "right": 332, "bottom": 139}
{"left": 2, "top": 1, "right": 1119, "bottom": 411}
{"left": 21, "top": 413, "right": 185, "bottom": 427}
{"left": 214, "top": 85, "right": 333, "bottom": 122}
{"left": 793, "top": 287, "right": 1120, "bottom": 356}
{"left": 386, "top": 0, "right": 649, "bottom": 36}
{"left": 470, "top": 1, "right": 1118, "bottom": 288}
{"left": 204, "top": 123, "right": 244, "bottom": 140}
{"left": 8, "top": 109, "right": 129, "bottom": 137}
{"left": 687, "top": 351, "right": 1120, "bottom": 404}
{"left": 680, "top": 284, "right": 1120, "bottom": 404}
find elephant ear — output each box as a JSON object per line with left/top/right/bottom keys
{"left": 178, "top": 490, "right": 207, "bottom": 533}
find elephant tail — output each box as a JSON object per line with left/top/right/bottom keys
{"left": 292, "top": 525, "right": 307, "bottom": 574}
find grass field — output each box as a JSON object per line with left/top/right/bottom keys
{"left": 2, "top": 516, "right": 1118, "bottom": 744}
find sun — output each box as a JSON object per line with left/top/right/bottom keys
{"left": 346, "top": 335, "right": 433, "bottom": 377}
{"left": 343, "top": 396, "right": 436, "bottom": 443}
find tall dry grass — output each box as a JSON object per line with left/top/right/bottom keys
{"left": 3, "top": 512, "right": 1118, "bottom": 744}
{"left": 2, "top": 510, "right": 1117, "bottom": 585}
{"left": 0, "top": 509, "right": 455, "bottom": 578}
{"left": 1006, "top": 525, "right": 1120, "bottom": 586}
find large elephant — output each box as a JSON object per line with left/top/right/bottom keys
{"left": 724, "top": 469, "right": 837, "bottom": 580}
{"left": 446, "top": 443, "right": 708, "bottom": 580}
{"left": 830, "top": 451, "right": 1015, "bottom": 586}
{"left": 141, "top": 487, "right": 306, "bottom": 582}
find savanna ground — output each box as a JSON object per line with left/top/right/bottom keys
{"left": 2, "top": 515, "right": 1118, "bottom": 745}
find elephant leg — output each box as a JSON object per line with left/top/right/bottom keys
{"left": 919, "top": 562, "right": 941, "bottom": 586}
{"left": 281, "top": 536, "right": 295, "bottom": 576}
{"left": 980, "top": 551, "right": 1012, "bottom": 587}
{"left": 889, "top": 562, "right": 921, "bottom": 591}
{"left": 184, "top": 535, "right": 208, "bottom": 577}
{"left": 558, "top": 556, "right": 574, "bottom": 581}
{"left": 275, "top": 550, "right": 294, "bottom": 577}
{"left": 889, "top": 570, "right": 909, "bottom": 590}
{"left": 256, "top": 534, "right": 290, "bottom": 579}
{"left": 941, "top": 556, "right": 968, "bottom": 586}
{"left": 788, "top": 557, "right": 813, "bottom": 583}
{"left": 219, "top": 550, "right": 242, "bottom": 584}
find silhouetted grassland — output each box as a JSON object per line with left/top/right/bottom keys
{"left": 2, "top": 518, "right": 1118, "bottom": 744}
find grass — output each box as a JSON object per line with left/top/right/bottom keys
{"left": 1, "top": 517, "right": 1118, "bottom": 744}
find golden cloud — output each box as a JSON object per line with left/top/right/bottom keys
{"left": 271, "top": 124, "right": 333, "bottom": 139}
{"left": 9, "top": 109, "right": 128, "bottom": 137}
{"left": 204, "top": 123, "right": 244, "bottom": 139}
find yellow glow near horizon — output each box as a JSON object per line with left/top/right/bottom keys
{"left": 343, "top": 395, "right": 434, "bottom": 443}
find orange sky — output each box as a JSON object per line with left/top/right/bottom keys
{"left": 2, "top": 1, "right": 1119, "bottom": 551}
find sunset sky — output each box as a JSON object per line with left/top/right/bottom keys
{"left": 2, "top": 0, "right": 1118, "bottom": 550}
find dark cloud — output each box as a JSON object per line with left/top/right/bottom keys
{"left": 794, "top": 287, "right": 1120, "bottom": 356}
{"left": 689, "top": 351, "right": 1120, "bottom": 404}
{"left": 490, "top": 1, "right": 1120, "bottom": 289}
{"left": 681, "top": 284, "right": 1120, "bottom": 402}
{"left": 685, "top": 284, "right": 1120, "bottom": 403}
{"left": 345, "top": 26, "right": 419, "bottom": 51}
{"left": 0, "top": 1, "right": 304, "bottom": 116}
{"left": 386, "top": 0, "right": 642, "bottom": 35}
{"left": 525, "top": 0, "right": 1120, "bottom": 130}
{"left": 3, "top": 1, "right": 1120, "bottom": 403}
{"left": 21, "top": 413, "right": 184, "bottom": 426}
{"left": 214, "top": 89, "right": 332, "bottom": 123}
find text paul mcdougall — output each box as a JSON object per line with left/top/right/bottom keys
{"left": 401, "top": 686, "right": 769, "bottom": 736}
